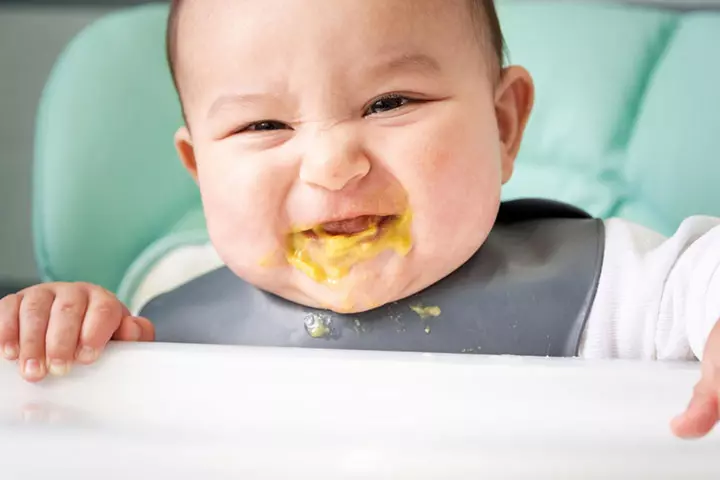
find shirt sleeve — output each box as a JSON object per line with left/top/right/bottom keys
{"left": 578, "top": 216, "right": 720, "bottom": 361}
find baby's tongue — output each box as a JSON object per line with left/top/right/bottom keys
{"left": 320, "top": 215, "right": 379, "bottom": 235}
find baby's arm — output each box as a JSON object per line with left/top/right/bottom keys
{"left": 580, "top": 215, "right": 720, "bottom": 438}
{"left": 0, "top": 283, "right": 154, "bottom": 382}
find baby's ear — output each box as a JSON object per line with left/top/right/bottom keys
{"left": 494, "top": 66, "right": 534, "bottom": 184}
{"left": 174, "top": 126, "right": 198, "bottom": 182}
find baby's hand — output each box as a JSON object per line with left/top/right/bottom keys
{"left": 0, "top": 282, "right": 154, "bottom": 382}
{"left": 671, "top": 319, "right": 720, "bottom": 439}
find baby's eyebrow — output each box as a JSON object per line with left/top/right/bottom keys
{"left": 207, "top": 93, "right": 281, "bottom": 120}
{"left": 369, "top": 52, "right": 442, "bottom": 77}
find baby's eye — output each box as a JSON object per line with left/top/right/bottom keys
{"left": 365, "top": 94, "right": 412, "bottom": 116}
{"left": 242, "top": 120, "right": 290, "bottom": 133}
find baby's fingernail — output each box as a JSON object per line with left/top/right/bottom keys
{"left": 48, "top": 359, "right": 70, "bottom": 376}
{"left": 23, "top": 358, "right": 44, "bottom": 378}
{"left": 2, "top": 343, "right": 18, "bottom": 360}
{"left": 76, "top": 346, "right": 98, "bottom": 364}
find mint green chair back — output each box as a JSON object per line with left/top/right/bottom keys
{"left": 34, "top": 4, "right": 201, "bottom": 293}
{"left": 498, "top": 1, "right": 720, "bottom": 231}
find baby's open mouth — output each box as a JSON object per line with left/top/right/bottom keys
{"left": 286, "top": 213, "right": 412, "bottom": 284}
{"left": 306, "top": 215, "right": 394, "bottom": 237}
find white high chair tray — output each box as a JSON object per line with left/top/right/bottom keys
{"left": 1, "top": 342, "right": 719, "bottom": 479}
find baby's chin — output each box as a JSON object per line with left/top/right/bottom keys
{"left": 251, "top": 251, "right": 420, "bottom": 314}
{"left": 306, "top": 277, "right": 407, "bottom": 314}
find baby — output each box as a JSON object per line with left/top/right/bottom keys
{"left": 1, "top": 0, "right": 720, "bottom": 439}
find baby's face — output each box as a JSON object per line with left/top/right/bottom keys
{"left": 174, "top": 0, "right": 533, "bottom": 312}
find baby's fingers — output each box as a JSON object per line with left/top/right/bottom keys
{"left": 74, "top": 286, "right": 124, "bottom": 365}
{"left": 45, "top": 284, "right": 88, "bottom": 376}
{"left": 0, "top": 293, "right": 22, "bottom": 360}
{"left": 671, "top": 383, "right": 719, "bottom": 439}
{"left": 112, "top": 316, "right": 155, "bottom": 342}
{"left": 18, "top": 287, "right": 55, "bottom": 382}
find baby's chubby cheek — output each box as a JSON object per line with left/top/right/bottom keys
{"left": 194, "top": 152, "right": 292, "bottom": 281}
{"left": 402, "top": 137, "right": 502, "bottom": 265}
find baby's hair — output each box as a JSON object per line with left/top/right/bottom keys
{"left": 165, "top": 0, "right": 505, "bottom": 115}
{"left": 468, "top": 0, "right": 507, "bottom": 75}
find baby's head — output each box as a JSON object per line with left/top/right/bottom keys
{"left": 166, "top": 0, "right": 534, "bottom": 312}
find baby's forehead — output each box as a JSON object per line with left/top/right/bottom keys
{"left": 171, "top": 0, "right": 491, "bottom": 68}
{"left": 177, "top": 0, "right": 476, "bottom": 42}
{"left": 170, "top": 0, "right": 496, "bottom": 115}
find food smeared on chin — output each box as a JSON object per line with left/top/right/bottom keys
{"left": 286, "top": 211, "right": 412, "bottom": 283}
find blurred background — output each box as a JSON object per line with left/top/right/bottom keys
{"left": 0, "top": 0, "right": 152, "bottom": 295}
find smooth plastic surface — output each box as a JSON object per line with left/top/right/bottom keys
{"left": 2, "top": 343, "right": 720, "bottom": 478}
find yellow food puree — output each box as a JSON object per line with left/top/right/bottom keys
{"left": 286, "top": 212, "right": 412, "bottom": 284}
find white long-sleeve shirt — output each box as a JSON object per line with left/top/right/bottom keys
{"left": 130, "top": 216, "right": 720, "bottom": 361}
{"left": 580, "top": 216, "right": 720, "bottom": 361}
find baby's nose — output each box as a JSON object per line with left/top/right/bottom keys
{"left": 299, "top": 126, "right": 370, "bottom": 191}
